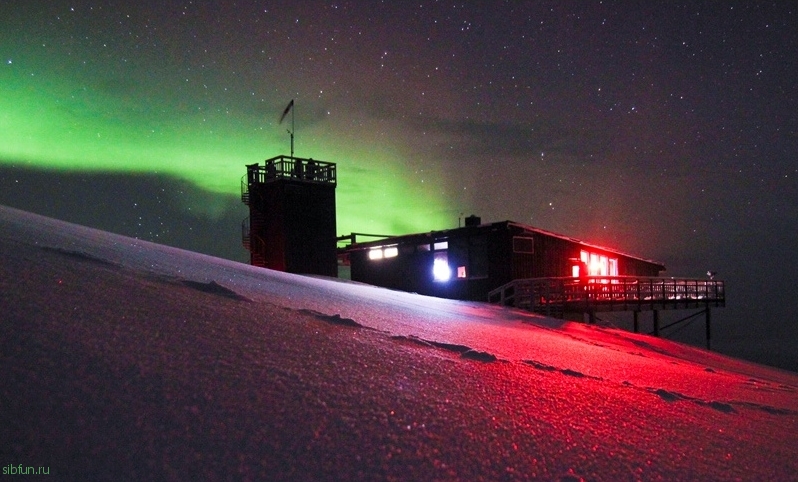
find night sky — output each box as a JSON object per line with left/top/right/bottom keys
{"left": 2, "top": 2, "right": 797, "bottom": 370}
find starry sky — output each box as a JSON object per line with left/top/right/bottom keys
{"left": 1, "top": 1, "right": 797, "bottom": 369}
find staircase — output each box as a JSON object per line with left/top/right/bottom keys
{"left": 241, "top": 178, "right": 268, "bottom": 268}
{"left": 242, "top": 216, "right": 268, "bottom": 268}
{"left": 488, "top": 279, "right": 565, "bottom": 318}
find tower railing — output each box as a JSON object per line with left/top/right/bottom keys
{"left": 243, "top": 155, "right": 336, "bottom": 189}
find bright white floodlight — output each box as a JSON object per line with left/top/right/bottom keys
{"left": 432, "top": 258, "right": 451, "bottom": 281}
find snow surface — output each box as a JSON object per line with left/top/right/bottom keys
{"left": 2, "top": 204, "right": 798, "bottom": 481}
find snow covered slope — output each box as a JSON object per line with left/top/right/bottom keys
{"left": 2, "top": 204, "right": 797, "bottom": 480}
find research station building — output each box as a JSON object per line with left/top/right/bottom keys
{"left": 340, "top": 216, "right": 665, "bottom": 302}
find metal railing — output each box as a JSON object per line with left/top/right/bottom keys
{"left": 241, "top": 216, "right": 251, "bottom": 250}
{"left": 489, "top": 276, "right": 725, "bottom": 315}
{"left": 244, "top": 155, "right": 336, "bottom": 187}
{"left": 241, "top": 216, "right": 269, "bottom": 266}
{"left": 242, "top": 156, "right": 336, "bottom": 204}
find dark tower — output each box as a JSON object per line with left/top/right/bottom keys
{"left": 241, "top": 155, "right": 337, "bottom": 277}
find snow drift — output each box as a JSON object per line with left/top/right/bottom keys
{"left": 2, "top": 205, "right": 797, "bottom": 481}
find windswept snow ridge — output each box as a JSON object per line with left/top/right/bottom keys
{"left": 179, "top": 279, "right": 251, "bottom": 302}
{"left": 2, "top": 205, "right": 798, "bottom": 481}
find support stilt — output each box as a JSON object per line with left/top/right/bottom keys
{"left": 653, "top": 310, "right": 660, "bottom": 337}
{"left": 705, "top": 307, "right": 712, "bottom": 350}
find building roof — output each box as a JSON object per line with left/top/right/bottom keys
{"left": 342, "top": 220, "right": 666, "bottom": 269}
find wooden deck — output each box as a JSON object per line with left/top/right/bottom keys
{"left": 488, "top": 276, "right": 725, "bottom": 318}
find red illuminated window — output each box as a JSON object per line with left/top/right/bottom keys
{"left": 580, "top": 250, "right": 618, "bottom": 276}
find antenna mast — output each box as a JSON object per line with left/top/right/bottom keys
{"left": 289, "top": 101, "right": 295, "bottom": 158}
{"left": 279, "top": 99, "right": 295, "bottom": 158}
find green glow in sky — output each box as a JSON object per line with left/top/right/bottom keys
{"left": 0, "top": 61, "right": 454, "bottom": 237}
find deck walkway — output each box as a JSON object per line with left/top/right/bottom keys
{"left": 488, "top": 276, "right": 725, "bottom": 318}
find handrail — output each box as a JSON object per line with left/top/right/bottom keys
{"left": 489, "top": 276, "right": 725, "bottom": 313}
{"left": 241, "top": 175, "right": 250, "bottom": 204}
{"left": 336, "top": 232, "right": 398, "bottom": 245}
{"left": 241, "top": 216, "right": 269, "bottom": 264}
{"left": 241, "top": 216, "right": 250, "bottom": 248}
{"left": 245, "top": 155, "right": 336, "bottom": 186}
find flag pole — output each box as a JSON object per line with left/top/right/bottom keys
{"left": 290, "top": 101, "right": 295, "bottom": 158}
{"left": 280, "top": 99, "right": 295, "bottom": 159}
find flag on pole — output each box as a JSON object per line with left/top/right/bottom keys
{"left": 279, "top": 99, "right": 294, "bottom": 124}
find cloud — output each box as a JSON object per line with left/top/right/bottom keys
{"left": 0, "top": 164, "right": 247, "bottom": 262}
{"left": 406, "top": 115, "right": 613, "bottom": 163}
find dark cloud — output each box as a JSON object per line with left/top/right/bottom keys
{"left": 0, "top": 164, "right": 248, "bottom": 263}
{"left": 416, "top": 116, "right": 613, "bottom": 162}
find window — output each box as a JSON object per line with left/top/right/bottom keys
{"left": 457, "top": 266, "right": 467, "bottom": 278}
{"left": 513, "top": 236, "right": 534, "bottom": 254}
{"left": 580, "top": 249, "right": 618, "bottom": 276}
{"left": 600, "top": 255, "right": 609, "bottom": 276}
{"left": 588, "top": 253, "right": 599, "bottom": 275}
{"left": 431, "top": 239, "right": 451, "bottom": 281}
{"left": 368, "top": 245, "right": 398, "bottom": 260}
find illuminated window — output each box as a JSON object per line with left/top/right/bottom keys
{"left": 580, "top": 249, "right": 618, "bottom": 276}
{"left": 457, "top": 266, "right": 467, "bottom": 278}
{"left": 433, "top": 241, "right": 448, "bottom": 251}
{"left": 589, "top": 253, "right": 600, "bottom": 275}
{"left": 572, "top": 265, "right": 580, "bottom": 277}
{"left": 433, "top": 252, "right": 451, "bottom": 281}
{"left": 369, "top": 245, "right": 398, "bottom": 260}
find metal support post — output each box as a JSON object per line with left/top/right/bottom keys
{"left": 653, "top": 310, "right": 660, "bottom": 337}
{"left": 705, "top": 307, "right": 711, "bottom": 350}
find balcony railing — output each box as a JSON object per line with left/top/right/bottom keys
{"left": 245, "top": 155, "right": 335, "bottom": 185}
{"left": 489, "top": 276, "right": 725, "bottom": 315}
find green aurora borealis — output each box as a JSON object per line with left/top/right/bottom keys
{"left": 5, "top": 1, "right": 798, "bottom": 371}
{"left": 0, "top": 61, "right": 454, "bottom": 237}
{"left": 0, "top": 0, "right": 456, "bottom": 237}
